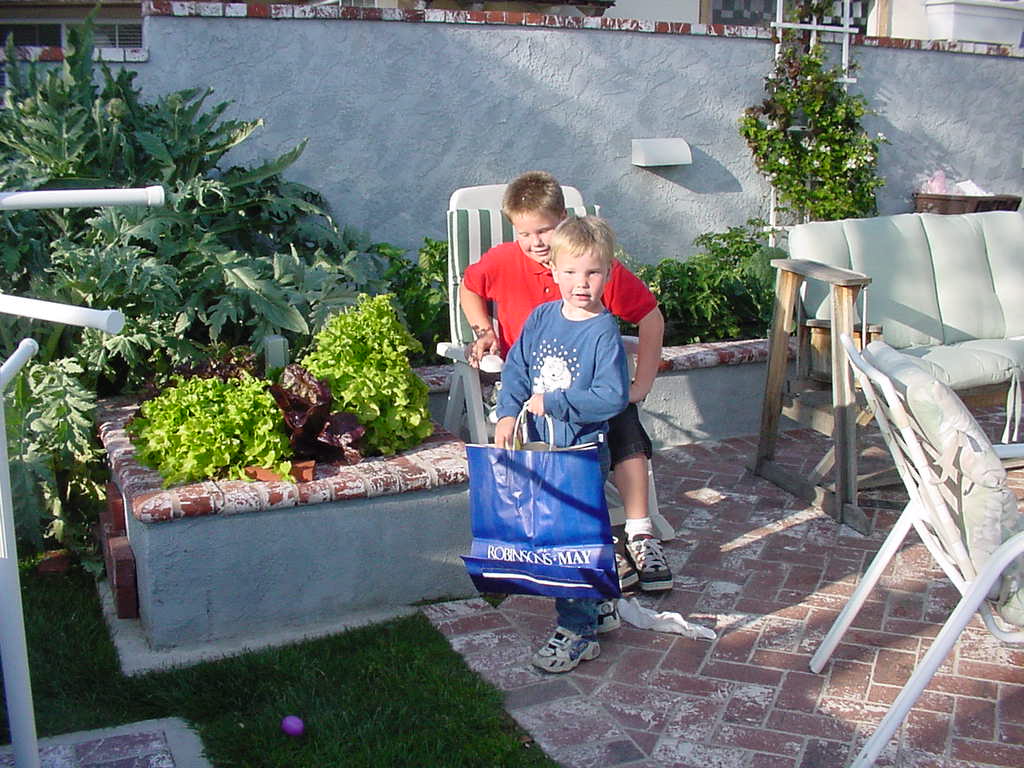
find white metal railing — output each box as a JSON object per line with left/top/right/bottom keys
{"left": 0, "top": 186, "right": 163, "bottom": 768}
{"left": 0, "top": 185, "right": 163, "bottom": 212}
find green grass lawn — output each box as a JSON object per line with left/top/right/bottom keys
{"left": 1, "top": 567, "right": 558, "bottom": 767}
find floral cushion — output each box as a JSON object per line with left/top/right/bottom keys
{"left": 866, "top": 341, "right": 1024, "bottom": 626}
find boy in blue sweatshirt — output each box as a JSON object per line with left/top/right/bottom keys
{"left": 494, "top": 215, "right": 629, "bottom": 673}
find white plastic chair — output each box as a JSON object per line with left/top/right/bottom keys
{"left": 436, "top": 183, "right": 589, "bottom": 445}
{"left": 435, "top": 183, "right": 674, "bottom": 540}
{"left": 809, "top": 334, "right": 1024, "bottom": 767}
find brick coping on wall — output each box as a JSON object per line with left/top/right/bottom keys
{"left": 98, "top": 337, "right": 776, "bottom": 525}
{"left": 98, "top": 401, "right": 470, "bottom": 525}
{"left": 1, "top": 2, "right": 1021, "bottom": 64}
{"left": 419, "top": 336, "right": 776, "bottom": 393}
{"left": 141, "top": 2, "right": 1023, "bottom": 60}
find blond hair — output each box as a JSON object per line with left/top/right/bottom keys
{"left": 549, "top": 216, "right": 615, "bottom": 271}
{"left": 502, "top": 171, "right": 566, "bottom": 220}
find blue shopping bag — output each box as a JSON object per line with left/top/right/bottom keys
{"left": 461, "top": 431, "right": 620, "bottom": 600}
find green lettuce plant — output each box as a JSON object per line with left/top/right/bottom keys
{"left": 127, "top": 373, "right": 292, "bottom": 487}
{"left": 301, "top": 294, "right": 433, "bottom": 456}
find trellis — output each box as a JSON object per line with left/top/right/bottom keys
{"left": 766, "top": 0, "right": 858, "bottom": 239}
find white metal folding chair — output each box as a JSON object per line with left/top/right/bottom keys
{"left": 435, "top": 183, "right": 675, "bottom": 540}
{"left": 809, "top": 334, "right": 1024, "bottom": 767}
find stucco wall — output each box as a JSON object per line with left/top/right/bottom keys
{"left": 131, "top": 10, "right": 1023, "bottom": 262}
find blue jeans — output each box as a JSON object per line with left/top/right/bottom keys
{"left": 555, "top": 597, "right": 600, "bottom": 640}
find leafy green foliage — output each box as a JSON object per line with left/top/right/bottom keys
{"left": 0, "top": 31, "right": 389, "bottom": 379}
{"left": 382, "top": 237, "right": 449, "bottom": 366}
{"left": 0, "top": 17, "right": 393, "bottom": 551}
{"left": 739, "top": 28, "right": 886, "bottom": 222}
{"left": 3, "top": 358, "right": 103, "bottom": 552}
{"left": 127, "top": 373, "right": 292, "bottom": 487}
{"left": 632, "top": 220, "right": 783, "bottom": 345}
{"left": 301, "top": 295, "right": 433, "bottom": 455}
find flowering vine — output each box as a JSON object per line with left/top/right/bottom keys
{"left": 738, "top": 3, "right": 886, "bottom": 222}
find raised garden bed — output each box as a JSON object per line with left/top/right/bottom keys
{"left": 98, "top": 396, "right": 471, "bottom": 650}
{"left": 97, "top": 339, "right": 781, "bottom": 652}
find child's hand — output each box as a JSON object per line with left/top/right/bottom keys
{"left": 629, "top": 380, "right": 651, "bottom": 404}
{"left": 526, "top": 393, "right": 545, "bottom": 416}
{"left": 493, "top": 417, "right": 516, "bottom": 448}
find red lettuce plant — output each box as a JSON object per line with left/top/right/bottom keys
{"left": 270, "top": 364, "right": 365, "bottom": 464}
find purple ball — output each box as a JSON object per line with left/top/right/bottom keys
{"left": 281, "top": 715, "right": 305, "bottom": 737}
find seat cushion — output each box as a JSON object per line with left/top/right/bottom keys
{"left": 919, "top": 214, "right": 1006, "bottom": 343}
{"left": 790, "top": 211, "right": 1024, "bottom": 351}
{"left": 954, "top": 339, "right": 1024, "bottom": 371}
{"left": 898, "top": 344, "right": 1018, "bottom": 391}
{"left": 789, "top": 215, "right": 945, "bottom": 349}
{"left": 864, "top": 342, "right": 1024, "bottom": 626}
{"left": 975, "top": 211, "right": 1024, "bottom": 337}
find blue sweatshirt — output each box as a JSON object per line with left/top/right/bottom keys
{"left": 496, "top": 301, "right": 629, "bottom": 450}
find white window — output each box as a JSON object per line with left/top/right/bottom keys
{"left": 0, "top": 23, "right": 63, "bottom": 47}
{"left": 92, "top": 23, "right": 144, "bottom": 49}
{"left": 0, "top": 22, "right": 144, "bottom": 51}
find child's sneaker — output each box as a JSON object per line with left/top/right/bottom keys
{"left": 531, "top": 627, "right": 600, "bottom": 673}
{"left": 596, "top": 600, "right": 621, "bottom": 634}
{"left": 614, "top": 535, "right": 639, "bottom": 591}
{"left": 626, "top": 535, "right": 673, "bottom": 592}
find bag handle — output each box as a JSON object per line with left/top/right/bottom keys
{"left": 512, "top": 403, "right": 555, "bottom": 451}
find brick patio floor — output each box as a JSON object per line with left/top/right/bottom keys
{"left": 424, "top": 410, "right": 1024, "bottom": 768}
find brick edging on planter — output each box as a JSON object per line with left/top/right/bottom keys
{"left": 98, "top": 399, "right": 468, "bottom": 524}
{"left": 420, "top": 337, "right": 784, "bottom": 394}
{"left": 137, "top": 1, "right": 1023, "bottom": 60}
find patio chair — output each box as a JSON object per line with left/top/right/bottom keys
{"left": 436, "top": 183, "right": 592, "bottom": 445}
{"left": 808, "top": 334, "right": 1024, "bottom": 767}
{"left": 754, "top": 212, "right": 1024, "bottom": 535}
{"left": 435, "top": 183, "right": 674, "bottom": 540}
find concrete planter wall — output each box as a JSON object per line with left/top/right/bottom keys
{"left": 98, "top": 399, "right": 473, "bottom": 650}
{"left": 125, "top": 483, "right": 473, "bottom": 649}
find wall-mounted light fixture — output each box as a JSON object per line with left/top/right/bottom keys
{"left": 631, "top": 138, "right": 692, "bottom": 167}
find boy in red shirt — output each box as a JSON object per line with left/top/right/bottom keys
{"left": 459, "top": 170, "right": 673, "bottom": 594}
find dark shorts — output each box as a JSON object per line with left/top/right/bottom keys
{"left": 608, "top": 403, "right": 652, "bottom": 468}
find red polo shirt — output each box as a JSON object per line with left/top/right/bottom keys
{"left": 461, "top": 240, "right": 657, "bottom": 355}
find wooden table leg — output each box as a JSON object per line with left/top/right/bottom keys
{"left": 831, "top": 284, "right": 864, "bottom": 529}
{"left": 755, "top": 269, "right": 803, "bottom": 471}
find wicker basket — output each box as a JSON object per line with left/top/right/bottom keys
{"left": 913, "top": 192, "right": 1022, "bottom": 215}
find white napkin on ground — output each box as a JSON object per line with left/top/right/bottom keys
{"left": 617, "top": 597, "right": 717, "bottom": 640}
